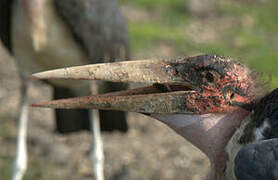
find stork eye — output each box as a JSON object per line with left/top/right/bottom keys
{"left": 205, "top": 72, "right": 215, "bottom": 82}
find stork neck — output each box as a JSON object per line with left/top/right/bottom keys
{"left": 206, "top": 153, "right": 227, "bottom": 180}
{"left": 152, "top": 109, "right": 250, "bottom": 180}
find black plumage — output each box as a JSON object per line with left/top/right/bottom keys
{"left": 234, "top": 88, "right": 278, "bottom": 180}
{"left": 235, "top": 139, "right": 278, "bottom": 180}
{"left": 0, "top": 0, "right": 13, "bottom": 51}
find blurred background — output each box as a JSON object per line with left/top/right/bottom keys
{"left": 1, "top": 0, "right": 278, "bottom": 179}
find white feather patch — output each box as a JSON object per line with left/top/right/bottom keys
{"left": 225, "top": 115, "right": 252, "bottom": 180}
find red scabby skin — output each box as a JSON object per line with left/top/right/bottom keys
{"left": 163, "top": 55, "right": 261, "bottom": 114}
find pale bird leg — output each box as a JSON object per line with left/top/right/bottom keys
{"left": 12, "top": 85, "right": 28, "bottom": 180}
{"left": 90, "top": 81, "right": 104, "bottom": 180}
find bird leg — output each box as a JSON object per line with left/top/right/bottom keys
{"left": 19, "top": 0, "right": 48, "bottom": 51}
{"left": 12, "top": 77, "right": 29, "bottom": 180}
{"left": 90, "top": 81, "right": 104, "bottom": 180}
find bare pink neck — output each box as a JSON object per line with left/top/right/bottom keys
{"left": 205, "top": 153, "right": 227, "bottom": 180}
{"left": 152, "top": 109, "right": 250, "bottom": 180}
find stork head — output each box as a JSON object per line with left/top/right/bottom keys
{"left": 31, "top": 55, "right": 262, "bottom": 113}
{"left": 31, "top": 55, "right": 265, "bottom": 179}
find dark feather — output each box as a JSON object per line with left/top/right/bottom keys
{"left": 235, "top": 88, "right": 278, "bottom": 180}
{"left": 53, "top": 0, "right": 130, "bottom": 63}
{"left": 0, "top": 0, "right": 13, "bottom": 51}
{"left": 53, "top": 86, "right": 90, "bottom": 133}
{"left": 53, "top": 0, "right": 129, "bottom": 133}
{"left": 235, "top": 138, "right": 278, "bottom": 180}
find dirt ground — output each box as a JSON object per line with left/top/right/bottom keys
{"left": 0, "top": 41, "right": 209, "bottom": 180}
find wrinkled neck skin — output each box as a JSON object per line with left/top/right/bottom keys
{"left": 151, "top": 109, "right": 250, "bottom": 180}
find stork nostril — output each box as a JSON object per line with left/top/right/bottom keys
{"left": 230, "top": 93, "right": 235, "bottom": 99}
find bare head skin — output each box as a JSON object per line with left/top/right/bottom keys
{"left": 30, "top": 55, "right": 264, "bottom": 180}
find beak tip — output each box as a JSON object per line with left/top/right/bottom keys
{"left": 31, "top": 103, "right": 41, "bottom": 107}
{"left": 31, "top": 103, "right": 38, "bottom": 107}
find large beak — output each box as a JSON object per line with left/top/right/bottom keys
{"left": 32, "top": 87, "right": 199, "bottom": 114}
{"left": 30, "top": 59, "right": 242, "bottom": 114}
{"left": 30, "top": 59, "right": 185, "bottom": 84}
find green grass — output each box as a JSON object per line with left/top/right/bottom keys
{"left": 119, "top": 0, "right": 187, "bottom": 12}
{"left": 23, "top": 160, "right": 62, "bottom": 180}
{"left": 0, "top": 153, "right": 62, "bottom": 180}
{"left": 0, "top": 120, "right": 61, "bottom": 180}
{"left": 216, "top": 1, "right": 278, "bottom": 89}
{"left": 128, "top": 22, "right": 189, "bottom": 51}
{"left": 0, "top": 154, "right": 13, "bottom": 180}
{"left": 119, "top": 0, "right": 278, "bottom": 89}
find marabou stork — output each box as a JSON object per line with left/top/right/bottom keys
{"left": 0, "top": 0, "right": 129, "bottom": 180}
{"left": 31, "top": 54, "right": 277, "bottom": 180}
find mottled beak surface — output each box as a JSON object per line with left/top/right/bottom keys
{"left": 31, "top": 55, "right": 259, "bottom": 115}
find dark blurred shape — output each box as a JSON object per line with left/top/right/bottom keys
{"left": 0, "top": 0, "right": 129, "bottom": 133}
